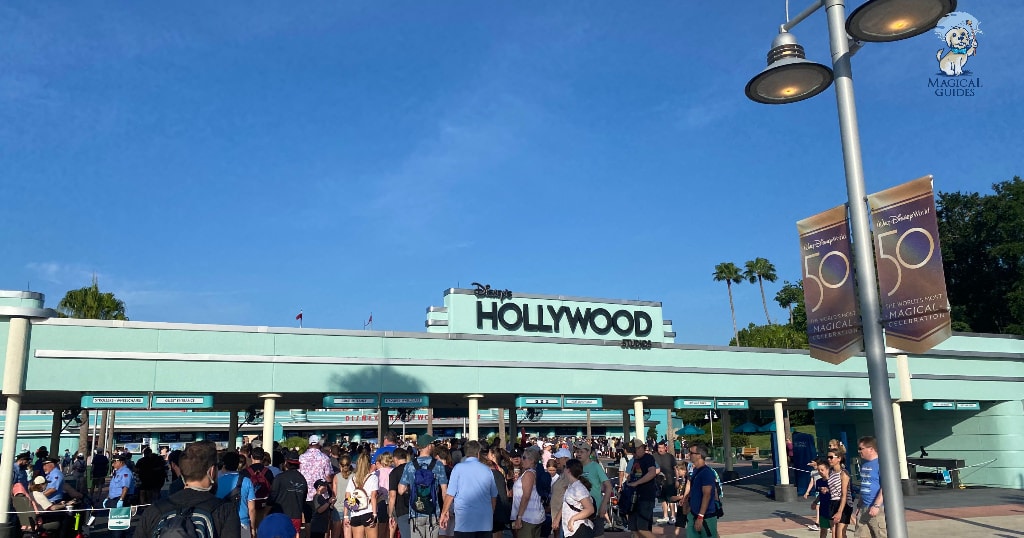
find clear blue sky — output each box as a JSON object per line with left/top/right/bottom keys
{"left": 3, "top": 2, "right": 1020, "bottom": 345}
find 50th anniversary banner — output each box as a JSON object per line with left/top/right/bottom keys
{"left": 797, "top": 175, "right": 951, "bottom": 363}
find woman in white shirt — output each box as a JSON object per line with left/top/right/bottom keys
{"left": 560, "top": 459, "right": 595, "bottom": 538}
{"left": 510, "top": 448, "right": 546, "bottom": 538}
{"left": 344, "top": 452, "right": 379, "bottom": 538}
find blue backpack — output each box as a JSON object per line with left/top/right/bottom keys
{"left": 410, "top": 459, "right": 439, "bottom": 517}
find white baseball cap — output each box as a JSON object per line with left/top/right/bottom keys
{"left": 308, "top": 434, "right": 321, "bottom": 445}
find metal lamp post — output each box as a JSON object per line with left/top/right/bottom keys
{"left": 745, "top": 1, "right": 956, "bottom": 537}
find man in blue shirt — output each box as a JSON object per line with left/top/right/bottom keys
{"left": 215, "top": 451, "right": 257, "bottom": 538}
{"left": 683, "top": 443, "right": 718, "bottom": 538}
{"left": 372, "top": 430, "right": 400, "bottom": 465}
{"left": 440, "top": 440, "right": 497, "bottom": 538}
{"left": 104, "top": 454, "right": 137, "bottom": 538}
{"left": 399, "top": 434, "right": 449, "bottom": 538}
{"left": 41, "top": 457, "right": 64, "bottom": 503}
{"left": 14, "top": 452, "right": 31, "bottom": 489}
{"left": 855, "top": 437, "right": 885, "bottom": 538}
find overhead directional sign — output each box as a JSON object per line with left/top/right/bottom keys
{"left": 562, "top": 397, "right": 603, "bottom": 409}
{"left": 673, "top": 398, "right": 715, "bottom": 409}
{"left": 81, "top": 394, "right": 149, "bottom": 409}
{"left": 924, "top": 401, "right": 980, "bottom": 411}
{"left": 382, "top": 394, "right": 429, "bottom": 407}
{"left": 516, "top": 396, "right": 562, "bottom": 408}
{"left": 808, "top": 400, "right": 845, "bottom": 410}
{"left": 715, "top": 399, "right": 749, "bottom": 409}
{"left": 323, "top": 394, "right": 380, "bottom": 409}
{"left": 924, "top": 401, "right": 956, "bottom": 411}
{"left": 844, "top": 400, "right": 872, "bottom": 410}
{"left": 151, "top": 395, "right": 214, "bottom": 409}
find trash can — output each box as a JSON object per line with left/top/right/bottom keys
{"left": 751, "top": 461, "right": 759, "bottom": 470}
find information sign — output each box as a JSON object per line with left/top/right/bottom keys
{"left": 323, "top": 394, "right": 380, "bottom": 408}
{"left": 923, "top": 401, "right": 956, "bottom": 410}
{"left": 715, "top": 399, "right": 749, "bottom": 409}
{"left": 562, "top": 397, "right": 603, "bottom": 409}
{"left": 382, "top": 394, "right": 430, "bottom": 407}
{"left": 151, "top": 394, "right": 213, "bottom": 409}
{"left": 808, "top": 400, "right": 845, "bottom": 410}
{"left": 81, "top": 394, "right": 149, "bottom": 409}
{"left": 673, "top": 398, "right": 715, "bottom": 409}
{"left": 516, "top": 396, "right": 562, "bottom": 408}
{"left": 844, "top": 400, "right": 872, "bottom": 410}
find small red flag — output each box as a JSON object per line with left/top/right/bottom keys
{"left": 296, "top": 312, "right": 303, "bottom": 320}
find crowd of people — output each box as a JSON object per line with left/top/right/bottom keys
{"left": 8, "top": 431, "right": 891, "bottom": 538}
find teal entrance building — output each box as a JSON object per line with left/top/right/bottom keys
{"left": 2, "top": 287, "right": 1022, "bottom": 498}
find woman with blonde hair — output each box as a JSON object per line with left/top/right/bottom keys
{"left": 510, "top": 448, "right": 545, "bottom": 538}
{"left": 344, "top": 452, "right": 379, "bottom": 538}
{"left": 333, "top": 452, "right": 354, "bottom": 538}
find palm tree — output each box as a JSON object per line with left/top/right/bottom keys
{"left": 744, "top": 257, "right": 778, "bottom": 325}
{"left": 57, "top": 276, "right": 128, "bottom": 320}
{"left": 713, "top": 262, "right": 744, "bottom": 346}
{"left": 775, "top": 281, "right": 804, "bottom": 325}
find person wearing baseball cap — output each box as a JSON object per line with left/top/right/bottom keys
{"left": 574, "top": 442, "right": 614, "bottom": 535}
{"left": 550, "top": 447, "right": 574, "bottom": 533}
{"left": 300, "top": 434, "right": 335, "bottom": 523}
{"left": 14, "top": 451, "right": 32, "bottom": 489}
{"left": 40, "top": 456, "right": 65, "bottom": 503}
{"left": 624, "top": 439, "right": 658, "bottom": 538}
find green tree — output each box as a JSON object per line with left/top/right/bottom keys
{"left": 774, "top": 280, "right": 803, "bottom": 326}
{"left": 937, "top": 177, "right": 1024, "bottom": 335}
{"left": 713, "top": 262, "right": 744, "bottom": 346}
{"left": 57, "top": 276, "right": 128, "bottom": 320}
{"left": 744, "top": 257, "right": 778, "bottom": 324}
{"left": 733, "top": 322, "right": 808, "bottom": 349}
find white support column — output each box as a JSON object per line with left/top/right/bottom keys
{"left": 0, "top": 317, "right": 32, "bottom": 537}
{"left": 894, "top": 353, "right": 916, "bottom": 495}
{"left": 467, "top": 395, "right": 483, "bottom": 440}
{"left": 893, "top": 402, "right": 909, "bottom": 481}
{"left": 773, "top": 398, "right": 797, "bottom": 501}
{"left": 260, "top": 394, "right": 280, "bottom": 446}
{"left": 632, "top": 397, "right": 648, "bottom": 441}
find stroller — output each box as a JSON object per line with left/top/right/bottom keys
{"left": 605, "top": 485, "right": 627, "bottom": 532}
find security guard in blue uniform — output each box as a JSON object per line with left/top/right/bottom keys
{"left": 104, "top": 453, "right": 137, "bottom": 538}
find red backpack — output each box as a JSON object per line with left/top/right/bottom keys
{"left": 242, "top": 465, "right": 273, "bottom": 509}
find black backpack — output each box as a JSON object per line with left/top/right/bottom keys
{"left": 152, "top": 497, "right": 223, "bottom": 538}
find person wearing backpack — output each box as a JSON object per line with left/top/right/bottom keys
{"left": 135, "top": 441, "right": 241, "bottom": 538}
{"left": 215, "top": 452, "right": 258, "bottom": 537}
{"left": 398, "top": 434, "right": 449, "bottom": 538}
{"left": 242, "top": 447, "right": 275, "bottom": 527}
{"left": 681, "top": 444, "right": 719, "bottom": 538}
{"left": 343, "top": 452, "right": 379, "bottom": 538}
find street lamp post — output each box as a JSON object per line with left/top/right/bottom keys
{"left": 744, "top": 1, "right": 956, "bottom": 537}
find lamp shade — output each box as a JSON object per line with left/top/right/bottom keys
{"left": 745, "top": 32, "right": 833, "bottom": 105}
{"left": 846, "top": 0, "right": 957, "bottom": 42}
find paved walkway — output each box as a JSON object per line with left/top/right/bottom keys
{"left": 600, "top": 460, "right": 1024, "bottom": 537}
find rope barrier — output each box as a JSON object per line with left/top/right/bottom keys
{"left": 719, "top": 465, "right": 780, "bottom": 484}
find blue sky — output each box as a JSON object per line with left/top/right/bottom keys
{"left": 3, "top": 2, "right": 1021, "bottom": 345}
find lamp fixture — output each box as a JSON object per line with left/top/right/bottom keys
{"left": 745, "top": 32, "right": 833, "bottom": 105}
{"left": 846, "top": 0, "right": 957, "bottom": 42}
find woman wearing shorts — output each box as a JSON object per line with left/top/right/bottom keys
{"left": 344, "top": 453, "right": 379, "bottom": 538}
{"left": 827, "top": 449, "right": 853, "bottom": 538}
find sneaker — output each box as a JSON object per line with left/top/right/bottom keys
{"left": 807, "top": 524, "right": 820, "bottom": 531}
{"left": 668, "top": 518, "right": 676, "bottom": 525}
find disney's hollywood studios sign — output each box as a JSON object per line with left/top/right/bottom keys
{"left": 472, "top": 283, "right": 653, "bottom": 338}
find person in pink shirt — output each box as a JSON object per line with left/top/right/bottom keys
{"left": 301, "top": 435, "right": 337, "bottom": 522}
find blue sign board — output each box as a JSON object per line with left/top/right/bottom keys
{"left": 516, "top": 396, "right": 562, "bottom": 408}
{"left": 323, "top": 394, "right": 380, "bottom": 408}
{"left": 82, "top": 394, "right": 149, "bottom": 409}
{"left": 844, "top": 400, "right": 872, "bottom": 410}
{"left": 715, "top": 399, "right": 749, "bottom": 409}
{"left": 562, "top": 397, "right": 603, "bottom": 409}
{"left": 151, "top": 394, "right": 214, "bottom": 409}
{"left": 673, "top": 398, "right": 715, "bottom": 409}
{"left": 382, "top": 394, "right": 430, "bottom": 407}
